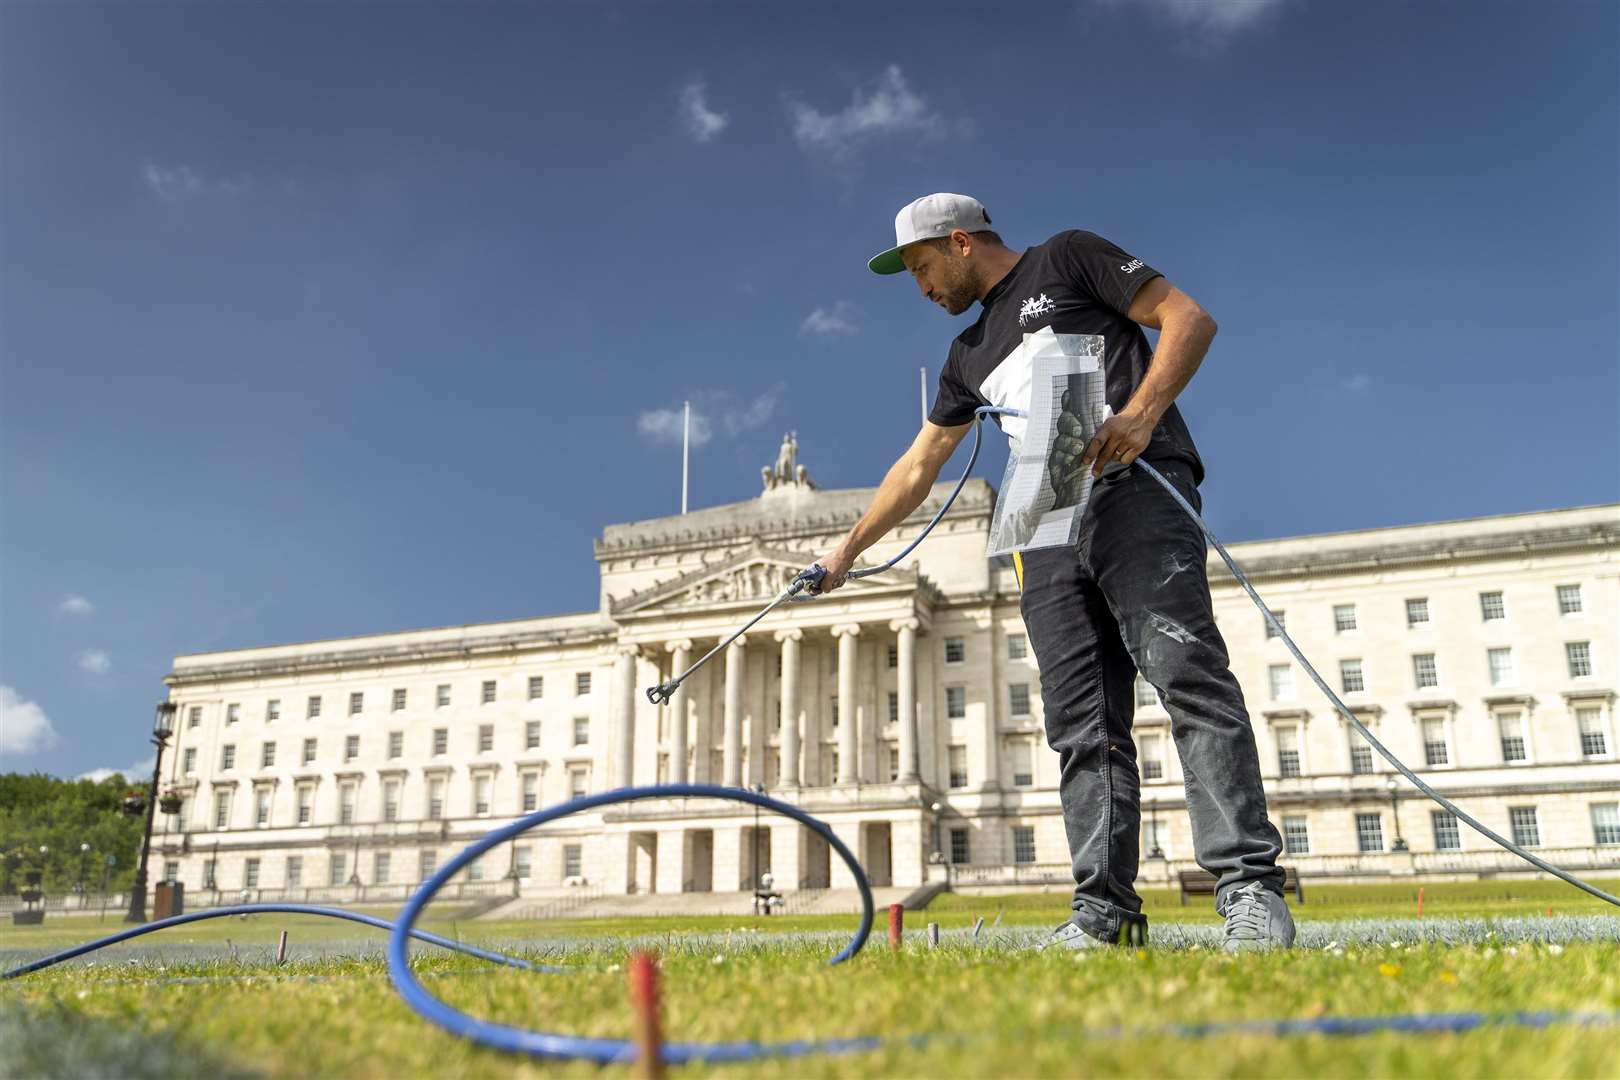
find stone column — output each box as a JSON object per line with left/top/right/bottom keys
{"left": 612, "top": 645, "right": 639, "bottom": 788}
{"left": 833, "top": 624, "right": 861, "bottom": 784}
{"left": 892, "top": 618, "right": 920, "bottom": 782}
{"left": 775, "top": 629, "right": 802, "bottom": 787}
{"left": 723, "top": 635, "right": 748, "bottom": 787}
{"left": 666, "top": 640, "right": 693, "bottom": 783}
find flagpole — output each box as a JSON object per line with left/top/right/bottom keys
{"left": 681, "top": 401, "right": 690, "bottom": 515}
{"left": 919, "top": 367, "right": 927, "bottom": 425}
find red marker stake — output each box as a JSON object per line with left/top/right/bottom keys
{"left": 1416, "top": 887, "right": 1424, "bottom": 919}
{"left": 888, "top": 903, "right": 904, "bottom": 952}
{"left": 628, "top": 951, "right": 665, "bottom": 1080}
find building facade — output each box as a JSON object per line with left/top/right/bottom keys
{"left": 156, "top": 444, "right": 1620, "bottom": 903}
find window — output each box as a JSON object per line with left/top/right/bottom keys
{"left": 302, "top": 737, "right": 317, "bottom": 765}
{"left": 525, "top": 720, "right": 541, "bottom": 750}
{"left": 203, "top": 859, "right": 217, "bottom": 888}
{"left": 339, "top": 783, "right": 356, "bottom": 825}
{"left": 374, "top": 852, "right": 391, "bottom": 885}
{"left": 478, "top": 724, "right": 494, "bottom": 753}
{"left": 1282, "top": 815, "right": 1310, "bottom": 855}
{"left": 427, "top": 778, "right": 445, "bottom": 819}
{"left": 1566, "top": 641, "right": 1593, "bottom": 679}
{"left": 888, "top": 692, "right": 899, "bottom": 725}
{"left": 886, "top": 645, "right": 898, "bottom": 669}
{"left": 266, "top": 699, "right": 280, "bottom": 722}
{"left": 1010, "top": 740, "right": 1033, "bottom": 787}
{"left": 945, "top": 686, "right": 966, "bottom": 719}
{"left": 1276, "top": 726, "right": 1302, "bottom": 779}
{"left": 1421, "top": 718, "right": 1449, "bottom": 766}
{"left": 1349, "top": 730, "right": 1374, "bottom": 775}
{"left": 1577, "top": 708, "right": 1608, "bottom": 758}
{"left": 188, "top": 705, "right": 202, "bottom": 729}
{"left": 436, "top": 684, "right": 451, "bottom": 708}
{"left": 514, "top": 846, "right": 532, "bottom": 880}
{"left": 392, "top": 688, "right": 407, "bottom": 712}
{"left": 948, "top": 745, "right": 969, "bottom": 789}
{"left": 388, "top": 731, "right": 403, "bottom": 759}
{"left": 1498, "top": 711, "right": 1527, "bottom": 762}
{"left": 1267, "top": 664, "right": 1294, "bottom": 701}
{"left": 329, "top": 853, "right": 347, "bottom": 887}
{"left": 949, "top": 827, "right": 970, "bottom": 864}
{"left": 213, "top": 790, "right": 231, "bottom": 829}
{"left": 1135, "top": 678, "right": 1158, "bottom": 708}
{"left": 1509, "top": 806, "right": 1540, "bottom": 847}
{"left": 1412, "top": 653, "right": 1438, "bottom": 690}
{"left": 163, "top": 859, "right": 181, "bottom": 883}
{"left": 1487, "top": 647, "right": 1515, "bottom": 687}
{"left": 244, "top": 858, "right": 260, "bottom": 888}
{"left": 286, "top": 856, "right": 303, "bottom": 887}
{"left": 226, "top": 703, "right": 240, "bottom": 724}
{"left": 1405, "top": 598, "right": 1429, "bottom": 628}
{"left": 1340, "top": 659, "right": 1365, "bottom": 694}
{"left": 1264, "top": 610, "right": 1285, "bottom": 639}
{"left": 1432, "top": 810, "right": 1461, "bottom": 851}
{"left": 569, "top": 766, "right": 589, "bottom": 798}
{"left": 885, "top": 742, "right": 898, "bottom": 782}
{"left": 220, "top": 744, "right": 236, "bottom": 771}
{"left": 348, "top": 692, "right": 363, "bottom": 716}
{"left": 383, "top": 780, "right": 400, "bottom": 822}
{"left": 1007, "top": 633, "right": 1028, "bottom": 661}
{"left": 944, "top": 637, "right": 965, "bottom": 664}
{"left": 1140, "top": 731, "right": 1166, "bottom": 781}
{"left": 259, "top": 741, "right": 276, "bottom": 769}
{"left": 296, "top": 786, "right": 313, "bottom": 825}
{"left": 419, "top": 850, "right": 438, "bottom": 881}
{"left": 573, "top": 717, "right": 589, "bottom": 745}
{"left": 307, "top": 695, "right": 322, "bottom": 719}
{"left": 1592, "top": 804, "right": 1620, "bottom": 846}
{"left": 254, "top": 788, "right": 271, "bottom": 826}
{"left": 344, "top": 734, "right": 360, "bottom": 762}
{"left": 432, "top": 728, "right": 447, "bottom": 756}
{"left": 563, "top": 844, "right": 583, "bottom": 878}
{"left": 521, "top": 772, "right": 539, "bottom": 812}
{"left": 830, "top": 696, "right": 839, "bottom": 727}
{"left": 481, "top": 680, "right": 497, "bottom": 705}
{"left": 1012, "top": 825, "right": 1037, "bottom": 864}
{"left": 183, "top": 747, "right": 198, "bottom": 774}
{"left": 1333, "top": 604, "right": 1358, "bottom": 633}
{"left": 1355, "top": 812, "right": 1384, "bottom": 853}
{"left": 1009, "top": 684, "right": 1031, "bottom": 717}
{"left": 1479, "top": 590, "right": 1506, "bottom": 621}
{"left": 527, "top": 675, "right": 544, "bottom": 699}
{"left": 1557, "top": 584, "right": 1583, "bottom": 615}
{"left": 575, "top": 672, "right": 592, "bottom": 696}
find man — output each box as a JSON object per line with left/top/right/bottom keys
{"left": 813, "top": 193, "right": 1294, "bottom": 952}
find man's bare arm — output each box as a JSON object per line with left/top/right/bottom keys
{"left": 814, "top": 420, "right": 971, "bottom": 593}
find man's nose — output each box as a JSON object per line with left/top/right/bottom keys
{"left": 916, "top": 276, "right": 931, "bottom": 300}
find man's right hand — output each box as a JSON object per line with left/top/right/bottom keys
{"left": 810, "top": 549, "right": 855, "bottom": 594}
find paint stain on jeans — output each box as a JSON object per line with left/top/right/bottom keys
{"left": 1147, "top": 611, "right": 1201, "bottom": 646}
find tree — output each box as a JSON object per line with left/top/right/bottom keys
{"left": 0, "top": 772, "right": 144, "bottom": 894}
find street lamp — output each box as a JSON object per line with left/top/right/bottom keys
{"left": 1146, "top": 800, "right": 1166, "bottom": 860}
{"left": 749, "top": 782, "right": 766, "bottom": 905}
{"left": 78, "top": 842, "right": 91, "bottom": 897}
{"left": 125, "top": 701, "right": 176, "bottom": 923}
{"left": 1386, "top": 777, "right": 1408, "bottom": 852}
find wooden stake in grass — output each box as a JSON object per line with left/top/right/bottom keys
{"left": 927, "top": 922, "right": 940, "bottom": 947}
{"left": 1417, "top": 887, "right": 1425, "bottom": 918}
{"left": 971, "top": 916, "right": 985, "bottom": 938}
{"left": 627, "top": 951, "right": 665, "bottom": 1080}
{"left": 276, "top": 930, "right": 289, "bottom": 965}
{"left": 888, "top": 903, "right": 904, "bottom": 952}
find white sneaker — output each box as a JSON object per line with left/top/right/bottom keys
{"left": 1219, "top": 881, "right": 1296, "bottom": 953}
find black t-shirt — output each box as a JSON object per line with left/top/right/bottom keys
{"left": 929, "top": 229, "right": 1204, "bottom": 485}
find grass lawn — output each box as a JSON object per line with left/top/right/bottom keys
{"left": 3, "top": 880, "right": 1618, "bottom": 1078}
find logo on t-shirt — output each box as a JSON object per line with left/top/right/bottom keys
{"left": 1018, "top": 293, "right": 1056, "bottom": 326}
{"left": 1119, "top": 259, "right": 1145, "bottom": 274}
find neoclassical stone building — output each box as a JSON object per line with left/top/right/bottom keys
{"left": 155, "top": 444, "right": 1619, "bottom": 903}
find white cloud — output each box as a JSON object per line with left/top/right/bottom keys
{"left": 1098, "top": 0, "right": 1288, "bottom": 41}
{"left": 142, "top": 161, "right": 251, "bottom": 201}
{"left": 789, "top": 65, "right": 943, "bottom": 160}
{"left": 78, "top": 757, "right": 155, "bottom": 784}
{"left": 800, "top": 301, "right": 859, "bottom": 337}
{"left": 60, "top": 594, "right": 94, "bottom": 616}
{"left": 0, "top": 686, "right": 59, "bottom": 756}
{"left": 637, "top": 387, "right": 784, "bottom": 448}
{"left": 1342, "top": 373, "right": 1372, "bottom": 392}
{"left": 678, "top": 80, "right": 729, "bottom": 143}
{"left": 77, "top": 649, "right": 111, "bottom": 675}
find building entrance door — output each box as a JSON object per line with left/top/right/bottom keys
{"left": 861, "top": 822, "right": 893, "bottom": 887}
{"left": 687, "top": 829, "right": 713, "bottom": 892}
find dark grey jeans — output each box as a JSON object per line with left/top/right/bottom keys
{"left": 1017, "top": 459, "right": 1284, "bottom": 942}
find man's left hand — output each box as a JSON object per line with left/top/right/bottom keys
{"left": 1079, "top": 409, "right": 1157, "bottom": 477}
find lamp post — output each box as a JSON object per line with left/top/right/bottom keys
{"left": 125, "top": 701, "right": 176, "bottom": 923}
{"left": 749, "top": 782, "right": 766, "bottom": 905}
{"left": 1386, "top": 777, "right": 1408, "bottom": 852}
{"left": 78, "top": 842, "right": 91, "bottom": 900}
{"left": 1146, "top": 800, "right": 1165, "bottom": 860}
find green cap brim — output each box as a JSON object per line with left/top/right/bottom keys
{"left": 868, "top": 246, "right": 907, "bottom": 275}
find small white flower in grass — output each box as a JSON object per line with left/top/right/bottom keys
{"left": 1482, "top": 948, "right": 1496, "bottom": 960}
{"left": 1548, "top": 944, "right": 1564, "bottom": 956}
{"left": 1506, "top": 946, "right": 1518, "bottom": 956}
{"left": 606, "top": 963, "right": 621, "bottom": 973}
{"left": 711, "top": 954, "right": 725, "bottom": 965}
{"left": 77, "top": 990, "right": 90, "bottom": 1000}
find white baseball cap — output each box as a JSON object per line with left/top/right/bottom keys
{"left": 868, "top": 193, "right": 993, "bottom": 275}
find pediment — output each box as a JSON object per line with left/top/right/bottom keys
{"left": 609, "top": 543, "right": 916, "bottom": 617}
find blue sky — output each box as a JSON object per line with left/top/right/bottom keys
{"left": 2, "top": 1, "right": 1615, "bottom": 778}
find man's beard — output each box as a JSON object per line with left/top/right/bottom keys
{"left": 936, "top": 260, "right": 980, "bottom": 315}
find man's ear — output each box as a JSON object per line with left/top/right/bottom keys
{"left": 953, "top": 229, "right": 974, "bottom": 257}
